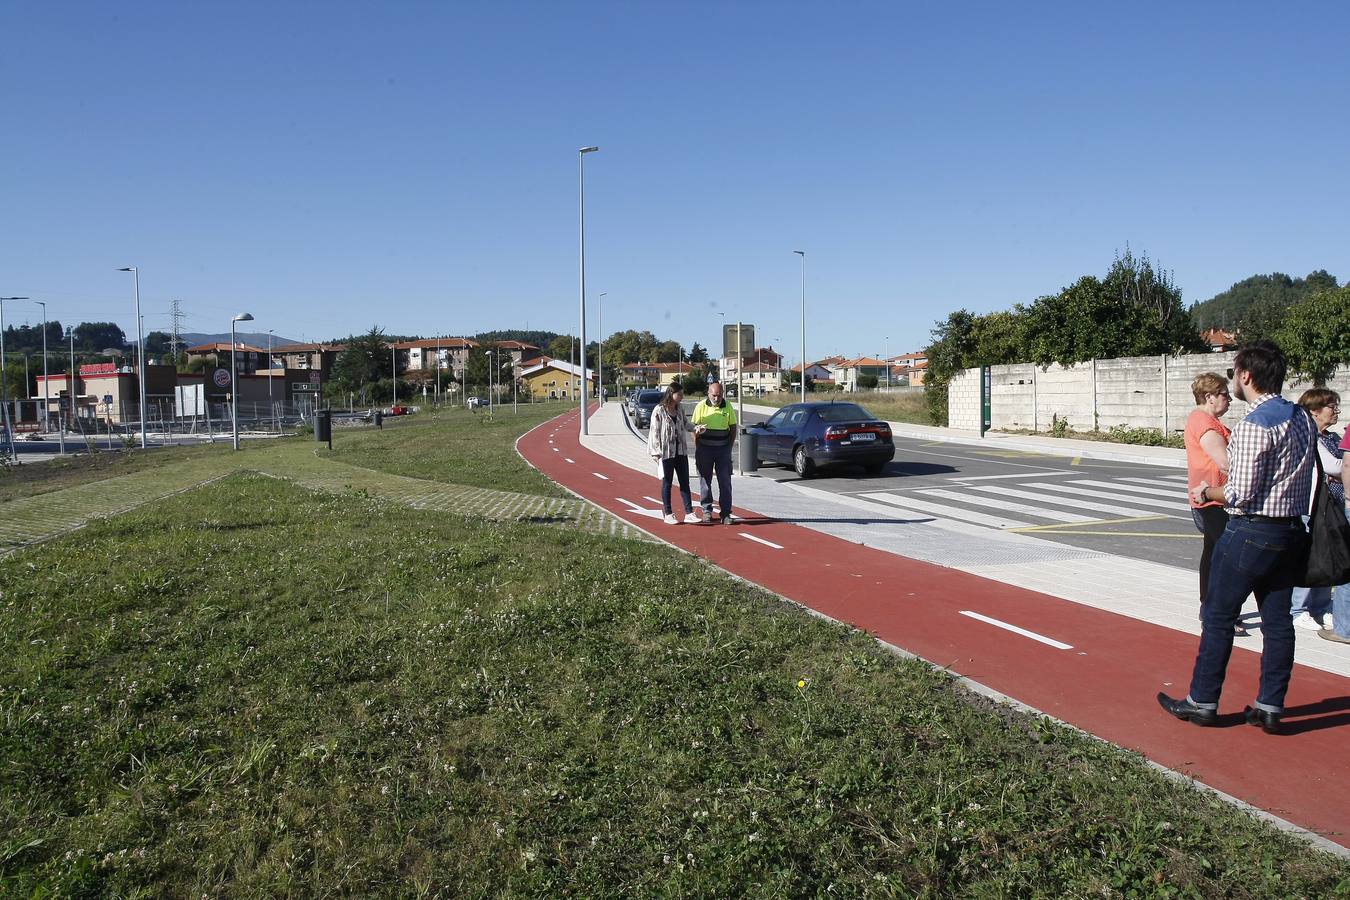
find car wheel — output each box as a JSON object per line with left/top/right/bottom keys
{"left": 793, "top": 445, "right": 815, "bottom": 478}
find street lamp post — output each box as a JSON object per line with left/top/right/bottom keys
{"left": 794, "top": 250, "right": 806, "bottom": 402}
{"left": 391, "top": 345, "right": 397, "bottom": 406}
{"left": 231, "top": 312, "right": 254, "bottom": 450}
{"left": 435, "top": 336, "right": 442, "bottom": 404}
{"left": 0, "top": 296, "right": 28, "bottom": 462}
{"left": 31, "top": 300, "right": 50, "bottom": 435}
{"left": 486, "top": 349, "right": 495, "bottom": 414}
{"left": 597, "top": 291, "right": 607, "bottom": 404}
{"left": 267, "top": 329, "right": 275, "bottom": 423}
{"left": 578, "top": 145, "right": 599, "bottom": 435}
{"left": 117, "top": 267, "right": 148, "bottom": 448}
{"left": 68, "top": 327, "right": 77, "bottom": 432}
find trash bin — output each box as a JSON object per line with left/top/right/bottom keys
{"left": 374, "top": 410, "right": 384, "bottom": 429}
{"left": 739, "top": 426, "right": 759, "bottom": 473}
{"left": 314, "top": 409, "right": 332, "bottom": 446}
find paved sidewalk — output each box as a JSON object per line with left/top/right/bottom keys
{"left": 582, "top": 400, "right": 1350, "bottom": 681}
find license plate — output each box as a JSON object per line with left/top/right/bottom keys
{"left": 851, "top": 432, "right": 877, "bottom": 441}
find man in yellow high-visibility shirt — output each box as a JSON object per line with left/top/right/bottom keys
{"left": 691, "top": 380, "right": 737, "bottom": 524}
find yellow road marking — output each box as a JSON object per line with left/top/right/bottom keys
{"left": 1071, "top": 456, "right": 1081, "bottom": 466}
{"left": 1008, "top": 514, "right": 1170, "bottom": 533}
{"left": 1024, "top": 531, "right": 1201, "bottom": 538}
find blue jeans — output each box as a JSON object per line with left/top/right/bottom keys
{"left": 695, "top": 441, "right": 733, "bottom": 517}
{"left": 1188, "top": 517, "right": 1309, "bottom": 713}
{"left": 1332, "top": 507, "right": 1350, "bottom": 638}
{"left": 660, "top": 455, "right": 692, "bottom": 515}
{"left": 1290, "top": 586, "right": 1332, "bottom": 619}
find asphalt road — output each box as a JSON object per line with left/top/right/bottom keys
{"left": 644, "top": 402, "right": 1200, "bottom": 571}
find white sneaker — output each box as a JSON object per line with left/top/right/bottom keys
{"left": 1293, "top": 612, "right": 1322, "bottom": 631}
{"left": 1324, "top": 613, "right": 1334, "bottom": 631}
{"left": 663, "top": 513, "right": 679, "bottom": 525}
{"left": 683, "top": 512, "right": 702, "bottom": 524}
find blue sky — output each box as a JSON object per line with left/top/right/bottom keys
{"left": 4, "top": 1, "right": 1347, "bottom": 363}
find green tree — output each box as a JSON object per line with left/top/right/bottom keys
{"left": 688, "top": 342, "right": 709, "bottom": 364}
{"left": 655, "top": 340, "right": 682, "bottom": 363}
{"left": 332, "top": 326, "right": 390, "bottom": 398}
{"left": 1275, "top": 285, "right": 1350, "bottom": 386}
{"left": 1190, "top": 270, "right": 1340, "bottom": 331}
{"left": 548, "top": 335, "right": 575, "bottom": 363}
{"left": 73, "top": 322, "right": 127, "bottom": 352}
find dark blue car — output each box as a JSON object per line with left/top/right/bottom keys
{"left": 746, "top": 401, "right": 894, "bottom": 477}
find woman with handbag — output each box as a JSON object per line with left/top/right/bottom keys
{"left": 1290, "top": 388, "right": 1344, "bottom": 631}
{"left": 647, "top": 383, "right": 701, "bottom": 526}
{"left": 1324, "top": 429, "right": 1350, "bottom": 645}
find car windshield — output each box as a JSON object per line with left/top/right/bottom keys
{"left": 638, "top": 391, "right": 664, "bottom": 404}
{"left": 814, "top": 403, "right": 873, "bottom": 422}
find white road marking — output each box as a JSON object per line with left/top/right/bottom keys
{"left": 643, "top": 495, "right": 662, "bottom": 506}
{"left": 966, "top": 484, "right": 1180, "bottom": 519}
{"left": 593, "top": 472, "right": 609, "bottom": 480}
{"left": 1123, "top": 475, "right": 1188, "bottom": 485}
{"left": 1069, "top": 479, "right": 1182, "bottom": 500}
{"left": 862, "top": 492, "right": 1033, "bottom": 529}
{"left": 552, "top": 447, "right": 559, "bottom": 452}
{"left": 739, "top": 532, "right": 783, "bottom": 549}
{"left": 564, "top": 458, "right": 575, "bottom": 463}
{"left": 953, "top": 471, "right": 1077, "bottom": 482}
{"left": 959, "top": 611, "right": 1074, "bottom": 650}
{"left": 1023, "top": 481, "right": 1183, "bottom": 511}
{"left": 614, "top": 497, "right": 663, "bottom": 519}
{"left": 919, "top": 488, "right": 1095, "bottom": 522}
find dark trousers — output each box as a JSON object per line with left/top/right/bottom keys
{"left": 1190, "top": 505, "right": 1229, "bottom": 604}
{"left": 695, "top": 442, "right": 733, "bottom": 516}
{"left": 660, "top": 455, "right": 692, "bottom": 515}
{"left": 1188, "top": 517, "right": 1308, "bottom": 712}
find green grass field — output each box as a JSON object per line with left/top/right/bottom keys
{"left": 2, "top": 408, "right": 1348, "bottom": 896}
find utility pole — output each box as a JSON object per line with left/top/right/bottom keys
{"left": 169, "top": 298, "right": 185, "bottom": 363}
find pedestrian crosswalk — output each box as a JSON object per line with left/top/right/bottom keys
{"left": 855, "top": 471, "right": 1191, "bottom": 532}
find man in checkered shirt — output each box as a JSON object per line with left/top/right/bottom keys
{"left": 1158, "top": 341, "right": 1317, "bottom": 735}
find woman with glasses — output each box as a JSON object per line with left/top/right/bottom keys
{"left": 1290, "top": 388, "right": 1344, "bottom": 631}
{"left": 1185, "top": 373, "right": 1245, "bottom": 634}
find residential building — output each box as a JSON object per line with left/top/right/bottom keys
{"left": 618, "top": 361, "right": 694, "bottom": 388}
{"left": 390, "top": 337, "right": 478, "bottom": 381}
{"left": 830, "top": 356, "right": 891, "bottom": 391}
{"left": 273, "top": 342, "right": 346, "bottom": 378}
{"left": 520, "top": 359, "right": 598, "bottom": 400}
{"left": 1200, "top": 328, "right": 1238, "bottom": 352}
{"left": 185, "top": 342, "right": 271, "bottom": 375}
{"left": 790, "top": 358, "right": 838, "bottom": 385}
{"left": 719, "top": 346, "right": 785, "bottom": 392}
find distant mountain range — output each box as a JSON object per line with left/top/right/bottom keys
{"left": 182, "top": 332, "right": 302, "bottom": 348}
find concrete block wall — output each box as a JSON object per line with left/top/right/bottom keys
{"left": 947, "top": 368, "right": 981, "bottom": 430}
{"left": 1030, "top": 362, "right": 1096, "bottom": 431}
{"left": 947, "top": 349, "right": 1350, "bottom": 435}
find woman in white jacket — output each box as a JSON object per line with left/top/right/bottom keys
{"left": 647, "top": 383, "right": 701, "bottom": 525}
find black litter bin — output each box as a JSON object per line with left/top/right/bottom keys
{"left": 315, "top": 409, "right": 332, "bottom": 446}
{"left": 374, "top": 410, "right": 384, "bottom": 429}
{"left": 739, "top": 426, "right": 759, "bottom": 473}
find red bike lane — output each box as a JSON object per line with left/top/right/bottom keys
{"left": 520, "top": 407, "right": 1350, "bottom": 850}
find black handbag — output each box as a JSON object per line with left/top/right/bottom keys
{"left": 1302, "top": 435, "right": 1350, "bottom": 587}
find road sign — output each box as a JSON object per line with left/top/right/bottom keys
{"left": 293, "top": 382, "right": 320, "bottom": 392}
{"left": 102, "top": 394, "right": 114, "bottom": 405}
{"left": 213, "top": 368, "right": 232, "bottom": 388}
{"left": 309, "top": 370, "right": 321, "bottom": 384}
{"left": 706, "top": 372, "right": 717, "bottom": 384}
{"left": 722, "top": 323, "right": 754, "bottom": 357}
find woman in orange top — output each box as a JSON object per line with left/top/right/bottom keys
{"left": 1184, "top": 372, "right": 1239, "bottom": 633}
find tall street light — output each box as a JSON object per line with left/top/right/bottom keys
{"left": 794, "top": 250, "right": 806, "bottom": 403}
{"left": 231, "top": 312, "right": 254, "bottom": 450}
{"left": 267, "top": 329, "right": 275, "bottom": 420}
{"left": 31, "top": 299, "right": 49, "bottom": 432}
{"left": 597, "top": 291, "right": 607, "bottom": 403}
{"left": 117, "top": 267, "right": 148, "bottom": 448}
{"left": 0, "top": 296, "right": 28, "bottom": 461}
{"left": 578, "top": 145, "right": 599, "bottom": 435}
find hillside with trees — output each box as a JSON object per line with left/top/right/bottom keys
{"left": 1188, "top": 270, "right": 1339, "bottom": 338}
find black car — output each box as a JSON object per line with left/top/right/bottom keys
{"left": 632, "top": 389, "right": 665, "bottom": 428}
{"left": 746, "top": 401, "right": 894, "bottom": 477}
